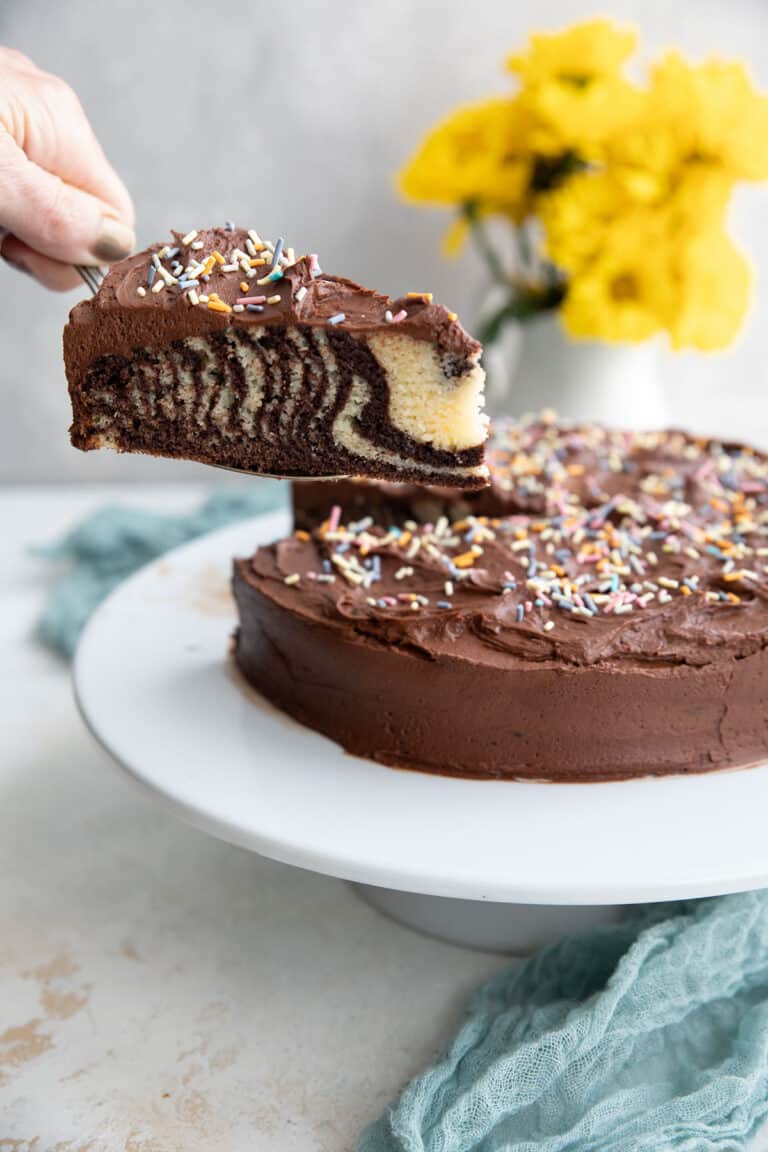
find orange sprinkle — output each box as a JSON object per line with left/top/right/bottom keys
{"left": 680, "top": 585, "right": 692, "bottom": 596}
{"left": 567, "top": 464, "right": 585, "bottom": 476}
{"left": 397, "top": 532, "right": 412, "bottom": 549}
{"left": 728, "top": 592, "right": 742, "bottom": 604}
{"left": 514, "top": 528, "right": 528, "bottom": 540}
{"left": 723, "top": 572, "right": 743, "bottom": 582}
{"left": 407, "top": 291, "right": 433, "bottom": 303}
{"left": 294, "top": 530, "right": 310, "bottom": 541}
{"left": 249, "top": 258, "right": 266, "bottom": 267}
{"left": 240, "top": 281, "right": 249, "bottom": 293}
{"left": 447, "top": 311, "right": 457, "bottom": 321}
{"left": 211, "top": 250, "right": 225, "bottom": 265}
{"left": 207, "top": 298, "right": 232, "bottom": 313}
{"left": 453, "top": 551, "right": 477, "bottom": 569}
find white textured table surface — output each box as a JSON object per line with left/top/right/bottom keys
{"left": 2, "top": 486, "right": 767, "bottom": 1152}
{"left": 0, "top": 486, "right": 501, "bottom": 1151}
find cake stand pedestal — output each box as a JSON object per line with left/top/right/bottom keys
{"left": 73, "top": 514, "right": 768, "bottom": 955}
{"left": 354, "top": 885, "right": 623, "bottom": 953}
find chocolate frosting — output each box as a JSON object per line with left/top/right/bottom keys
{"left": 234, "top": 420, "right": 768, "bottom": 781}
{"left": 64, "top": 227, "right": 480, "bottom": 389}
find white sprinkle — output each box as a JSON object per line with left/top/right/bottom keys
{"left": 284, "top": 573, "right": 301, "bottom": 586}
{"left": 384, "top": 310, "right": 393, "bottom": 323}
{"left": 285, "top": 246, "right": 296, "bottom": 265}
{"left": 544, "top": 620, "right": 555, "bottom": 632}
{"left": 191, "top": 240, "right": 204, "bottom": 250}
{"left": 295, "top": 285, "right": 307, "bottom": 303}
{"left": 157, "top": 246, "right": 169, "bottom": 259}
{"left": 248, "top": 229, "right": 263, "bottom": 247}
{"left": 188, "top": 289, "right": 200, "bottom": 306}
{"left": 151, "top": 279, "right": 165, "bottom": 294}
{"left": 221, "top": 263, "right": 239, "bottom": 272}
{"left": 181, "top": 230, "right": 198, "bottom": 246}
{"left": 267, "top": 294, "right": 281, "bottom": 305}
{"left": 659, "top": 577, "right": 679, "bottom": 589}
{"left": 198, "top": 293, "right": 210, "bottom": 304}
{"left": 136, "top": 285, "right": 146, "bottom": 297}
{"left": 444, "top": 581, "right": 454, "bottom": 597}
{"left": 395, "top": 566, "right": 414, "bottom": 581}
{"left": 233, "top": 303, "right": 245, "bottom": 313}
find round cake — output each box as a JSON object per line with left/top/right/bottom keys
{"left": 233, "top": 418, "right": 768, "bottom": 782}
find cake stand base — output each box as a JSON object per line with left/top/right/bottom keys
{"left": 353, "top": 884, "right": 626, "bottom": 953}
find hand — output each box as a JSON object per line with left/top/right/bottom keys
{"left": 0, "top": 46, "right": 134, "bottom": 290}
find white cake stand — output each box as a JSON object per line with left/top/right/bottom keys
{"left": 73, "top": 511, "right": 768, "bottom": 953}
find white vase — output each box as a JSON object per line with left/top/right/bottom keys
{"left": 483, "top": 312, "right": 667, "bottom": 429}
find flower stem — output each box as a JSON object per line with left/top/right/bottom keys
{"left": 464, "top": 202, "right": 507, "bottom": 285}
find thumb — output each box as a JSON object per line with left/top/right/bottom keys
{"left": 0, "top": 130, "right": 134, "bottom": 265}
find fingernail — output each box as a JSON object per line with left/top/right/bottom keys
{"left": 91, "top": 217, "right": 135, "bottom": 263}
{"left": 1, "top": 252, "right": 31, "bottom": 277}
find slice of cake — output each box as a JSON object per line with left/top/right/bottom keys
{"left": 64, "top": 226, "right": 489, "bottom": 486}
{"left": 234, "top": 424, "right": 768, "bottom": 782}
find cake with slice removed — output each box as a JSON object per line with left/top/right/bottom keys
{"left": 64, "top": 226, "right": 489, "bottom": 486}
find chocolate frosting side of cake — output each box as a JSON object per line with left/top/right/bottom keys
{"left": 64, "top": 227, "right": 479, "bottom": 390}
{"left": 235, "top": 423, "right": 768, "bottom": 781}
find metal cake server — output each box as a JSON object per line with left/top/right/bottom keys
{"left": 75, "top": 264, "right": 348, "bottom": 482}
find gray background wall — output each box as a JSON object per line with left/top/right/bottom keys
{"left": 1, "top": 0, "right": 767, "bottom": 483}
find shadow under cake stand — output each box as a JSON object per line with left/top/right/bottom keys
{"left": 73, "top": 512, "right": 768, "bottom": 954}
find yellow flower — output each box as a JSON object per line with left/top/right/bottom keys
{"left": 398, "top": 98, "right": 534, "bottom": 221}
{"left": 669, "top": 230, "right": 751, "bottom": 350}
{"left": 508, "top": 20, "right": 642, "bottom": 156}
{"left": 507, "top": 20, "right": 637, "bottom": 86}
{"left": 559, "top": 236, "right": 675, "bottom": 344}
{"left": 539, "top": 170, "right": 632, "bottom": 274}
{"left": 648, "top": 53, "right": 768, "bottom": 183}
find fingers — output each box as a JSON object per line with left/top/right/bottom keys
{"left": 0, "top": 50, "right": 135, "bottom": 282}
{"left": 0, "top": 232, "right": 82, "bottom": 291}
{"left": 0, "top": 129, "right": 134, "bottom": 266}
{"left": 10, "top": 65, "right": 135, "bottom": 229}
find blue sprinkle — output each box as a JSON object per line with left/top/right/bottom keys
{"left": 527, "top": 562, "right": 537, "bottom": 578}
{"left": 146, "top": 265, "right": 156, "bottom": 287}
{"left": 322, "top": 560, "right": 332, "bottom": 573}
{"left": 503, "top": 581, "right": 517, "bottom": 591}
{"left": 583, "top": 592, "right": 598, "bottom": 614}
{"left": 610, "top": 573, "right": 620, "bottom": 593}
{"left": 555, "top": 597, "right": 575, "bottom": 611}
{"left": 178, "top": 279, "right": 199, "bottom": 289}
{"left": 171, "top": 261, "right": 183, "bottom": 276}
{"left": 437, "top": 600, "right": 452, "bottom": 609}
{"left": 336, "top": 543, "right": 349, "bottom": 554}
{"left": 202, "top": 274, "right": 210, "bottom": 282}
{"left": 246, "top": 304, "right": 264, "bottom": 313}
{"left": 372, "top": 556, "right": 382, "bottom": 580}
{"left": 516, "top": 605, "right": 524, "bottom": 623}
{"left": 166, "top": 247, "right": 180, "bottom": 260}
{"left": 268, "top": 268, "right": 284, "bottom": 282}
{"left": 534, "top": 598, "right": 544, "bottom": 607}
{"left": 328, "top": 312, "right": 346, "bottom": 325}
{"left": 271, "top": 237, "right": 284, "bottom": 269}
{"left": 225, "top": 220, "right": 236, "bottom": 231}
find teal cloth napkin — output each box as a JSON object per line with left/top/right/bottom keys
{"left": 359, "top": 893, "right": 768, "bottom": 1152}
{"left": 36, "top": 496, "right": 768, "bottom": 1151}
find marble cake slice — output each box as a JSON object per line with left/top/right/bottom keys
{"left": 64, "top": 226, "right": 489, "bottom": 486}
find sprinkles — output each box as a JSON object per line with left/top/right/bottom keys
{"left": 277, "top": 419, "right": 768, "bottom": 640}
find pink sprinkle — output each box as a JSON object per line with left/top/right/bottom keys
{"left": 236, "top": 295, "right": 267, "bottom": 306}
{"left": 525, "top": 600, "right": 533, "bottom": 612}
{"left": 307, "top": 571, "right": 317, "bottom": 580}
{"left": 308, "top": 253, "right": 319, "bottom": 271}
{"left": 391, "top": 309, "right": 407, "bottom": 323}
{"left": 327, "top": 504, "right": 342, "bottom": 532}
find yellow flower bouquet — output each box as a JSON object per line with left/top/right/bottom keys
{"left": 399, "top": 20, "right": 768, "bottom": 352}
